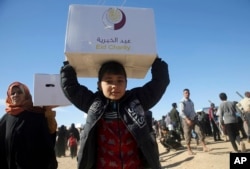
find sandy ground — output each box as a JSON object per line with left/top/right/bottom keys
{"left": 57, "top": 136, "right": 250, "bottom": 169}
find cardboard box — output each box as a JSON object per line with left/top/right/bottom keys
{"left": 33, "top": 74, "right": 72, "bottom": 106}
{"left": 64, "top": 5, "right": 157, "bottom": 78}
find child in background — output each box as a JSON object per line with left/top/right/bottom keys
{"left": 67, "top": 132, "right": 78, "bottom": 159}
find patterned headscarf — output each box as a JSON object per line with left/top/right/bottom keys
{"left": 5, "top": 81, "right": 44, "bottom": 115}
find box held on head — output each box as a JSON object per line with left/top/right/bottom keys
{"left": 33, "top": 74, "right": 72, "bottom": 106}
{"left": 64, "top": 4, "right": 157, "bottom": 78}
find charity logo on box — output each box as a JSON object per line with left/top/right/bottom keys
{"left": 102, "top": 8, "right": 126, "bottom": 30}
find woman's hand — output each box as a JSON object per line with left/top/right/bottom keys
{"left": 43, "top": 106, "right": 58, "bottom": 111}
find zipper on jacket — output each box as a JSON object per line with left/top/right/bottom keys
{"left": 114, "top": 101, "right": 124, "bottom": 169}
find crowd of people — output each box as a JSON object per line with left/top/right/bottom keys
{"left": 55, "top": 123, "right": 80, "bottom": 159}
{"left": 155, "top": 90, "right": 250, "bottom": 156}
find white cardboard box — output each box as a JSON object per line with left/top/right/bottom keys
{"left": 33, "top": 74, "right": 72, "bottom": 106}
{"left": 64, "top": 5, "right": 157, "bottom": 78}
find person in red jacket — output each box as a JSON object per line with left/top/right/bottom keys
{"left": 67, "top": 132, "right": 78, "bottom": 159}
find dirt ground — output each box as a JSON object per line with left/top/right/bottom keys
{"left": 57, "top": 136, "right": 250, "bottom": 169}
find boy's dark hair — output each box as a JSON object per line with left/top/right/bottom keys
{"left": 219, "top": 92, "right": 227, "bottom": 101}
{"left": 98, "top": 61, "right": 127, "bottom": 81}
{"left": 183, "top": 88, "right": 190, "bottom": 92}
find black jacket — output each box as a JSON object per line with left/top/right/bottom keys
{"left": 0, "top": 111, "right": 57, "bottom": 169}
{"left": 60, "top": 58, "right": 170, "bottom": 169}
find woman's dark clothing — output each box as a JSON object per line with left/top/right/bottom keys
{"left": 0, "top": 111, "right": 57, "bottom": 169}
{"left": 60, "top": 58, "right": 169, "bottom": 169}
{"left": 56, "top": 126, "right": 68, "bottom": 157}
{"left": 68, "top": 125, "right": 80, "bottom": 141}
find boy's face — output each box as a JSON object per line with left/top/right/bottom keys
{"left": 98, "top": 73, "right": 127, "bottom": 100}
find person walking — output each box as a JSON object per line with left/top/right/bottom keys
{"left": 159, "top": 115, "right": 167, "bottom": 137}
{"left": 208, "top": 103, "right": 223, "bottom": 142}
{"left": 179, "top": 88, "right": 209, "bottom": 155}
{"left": 67, "top": 132, "right": 78, "bottom": 159}
{"left": 237, "top": 91, "right": 250, "bottom": 143}
{"left": 169, "top": 103, "right": 184, "bottom": 139}
{"left": 68, "top": 123, "right": 80, "bottom": 142}
{"left": 218, "top": 92, "right": 245, "bottom": 152}
{"left": 56, "top": 125, "right": 68, "bottom": 157}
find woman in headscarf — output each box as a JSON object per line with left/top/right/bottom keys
{"left": 0, "top": 81, "right": 58, "bottom": 169}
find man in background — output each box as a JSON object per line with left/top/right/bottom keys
{"left": 180, "top": 88, "right": 209, "bottom": 155}
{"left": 169, "top": 103, "right": 184, "bottom": 139}
{"left": 237, "top": 91, "right": 250, "bottom": 143}
{"left": 208, "top": 103, "right": 223, "bottom": 142}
